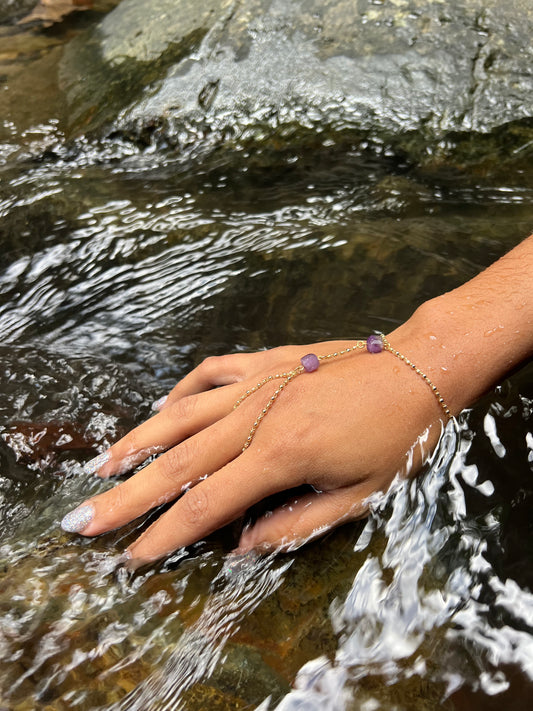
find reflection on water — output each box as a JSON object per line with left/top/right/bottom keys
{"left": 1, "top": 7, "right": 533, "bottom": 711}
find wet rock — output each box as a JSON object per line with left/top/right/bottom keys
{"left": 0, "top": 344, "right": 153, "bottom": 538}
{"left": 60, "top": 0, "right": 235, "bottom": 142}
{"left": 0, "top": 538, "right": 187, "bottom": 709}
{"left": 2, "top": 421, "right": 101, "bottom": 467}
{"left": 209, "top": 643, "right": 290, "bottom": 707}
{"left": 0, "top": 0, "right": 36, "bottom": 25}
{"left": 60, "top": 0, "right": 533, "bottom": 164}
{"left": 179, "top": 684, "right": 249, "bottom": 711}
{"left": 224, "top": 528, "right": 366, "bottom": 686}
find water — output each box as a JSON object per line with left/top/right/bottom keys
{"left": 1, "top": 7, "right": 532, "bottom": 711}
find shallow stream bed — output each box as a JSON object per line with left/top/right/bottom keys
{"left": 1, "top": 3, "right": 532, "bottom": 710}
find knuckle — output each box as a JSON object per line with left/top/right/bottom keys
{"left": 124, "top": 427, "right": 141, "bottom": 455}
{"left": 114, "top": 426, "right": 141, "bottom": 459}
{"left": 215, "top": 353, "right": 237, "bottom": 371}
{"left": 180, "top": 486, "right": 210, "bottom": 529}
{"left": 159, "top": 441, "right": 195, "bottom": 483}
{"left": 198, "top": 355, "right": 221, "bottom": 374}
{"left": 111, "top": 427, "right": 145, "bottom": 474}
{"left": 198, "top": 354, "right": 237, "bottom": 378}
{"left": 260, "top": 346, "right": 295, "bottom": 373}
{"left": 169, "top": 394, "right": 197, "bottom": 421}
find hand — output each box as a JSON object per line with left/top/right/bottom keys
{"left": 60, "top": 332, "right": 446, "bottom": 567}
{"left": 60, "top": 235, "right": 533, "bottom": 566}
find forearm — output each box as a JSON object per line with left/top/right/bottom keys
{"left": 390, "top": 234, "right": 533, "bottom": 416}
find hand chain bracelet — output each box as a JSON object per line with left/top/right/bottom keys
{"left": 233, "top": 334, "right": 452, "bottom": 452}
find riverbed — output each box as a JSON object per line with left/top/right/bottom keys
{"left": 1, "top": 2, "right": 532, "bottom": 710}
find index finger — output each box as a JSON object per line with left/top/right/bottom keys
{"left": 158, "top": 353, "right": 250, "bottom": 410}
{"left": 88, "top": 382, "right": 244, "bottom": 478}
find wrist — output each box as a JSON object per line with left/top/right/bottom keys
{"left": 388, "top": 285, "right": 533, "bottom": 417}
{"left": 387, "top": 300, "right": 475, "bottom": 417}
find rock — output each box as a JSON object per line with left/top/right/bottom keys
{"left": 179, "top": 684, "right": 249, "bottom": 710}
{"left": 60, "top": 0, "right": 533, "bottom": 164}
{"left": 60, "top": 0, "right": 235, "bottom": 141}
{"left": 0, "top": 0, "right": 37, "bottom": 25}
{"left": 0, "top": 344, "right": 153, "bottom": 538}
{"left": 208, "top": 643, "right": 290, "bottom": 707}
{"left": 2, "top": 421, "right": 102, "bottom": 467}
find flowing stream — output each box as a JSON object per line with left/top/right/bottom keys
{"left": 1, "top": 4, "right": 532, "bottom": 710}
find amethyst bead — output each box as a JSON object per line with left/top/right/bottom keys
{"left": 301, "top": 353, "right": 320, "bottom": 372}
{"left": 366, "top": 334, "right": 384, "bottom": 353}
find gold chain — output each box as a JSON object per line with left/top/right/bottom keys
{"left": 234, "top": 342, "right": 367, "bottom": 451}
{"left": 234, "top": 336, "right": 451, "bottom": 452}
{"left": 380, "top": 335, "right": 452, "bottom": 420}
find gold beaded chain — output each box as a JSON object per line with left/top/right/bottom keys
{"left": 233, "top": 335, "right": 452, "bottom": 452}
{"left": 233, "top": 341, "right": 367, "bottom": 451}
{"left": 380, "top": 335, "right": 452, "bottom": 421}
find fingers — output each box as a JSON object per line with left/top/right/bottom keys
{"left": 125, "top": 450, "right": 291, "bottom": 565}
{"left": 235, "top": 483, "right": 374, "bottom": 554}
{"left": 158, "top": 354, "right": 251, "bottom": 410}
{"left": 68, "top": 405, "right": 255, "bottom": 538}
{"left": 94, "top": 382, "right": 245, "bottom": 478}
{"left": 153, "top": 342, "right": 353, "bottom": 412}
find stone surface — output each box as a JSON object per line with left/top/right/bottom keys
{"left": 0, "top": 0, "right": 36, "bottom": 24}
{"left": 208, "top": 643, "right": 290, "bottom": 706}
{"left": 60, "top": 0, "right": 533, "bottom": 164}
{"left": 59, "top": 0, "right": 235, "bottom": 140}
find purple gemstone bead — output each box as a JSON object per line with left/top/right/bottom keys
{"left": 301, "top": 353, "right": 320, "bottom": 372}
{"left": 366, "top": 334, "right": 384, "bottom": 353}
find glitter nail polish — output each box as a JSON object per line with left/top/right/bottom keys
{"left": 61, "top": 504, "right": 94, "bottom": 533}
{"left": 151, "top": 395, "right": 168, "bottom": 411}
{"left": 83, "top": 451, "right": 110, "bottom": 475}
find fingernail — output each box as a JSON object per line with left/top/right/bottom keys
{"left": 224, "top": 550, "right": 260, "bottom": 575}
{"left": 115, "top": 550, "right": 132, "bottom": 568}
{"left": 151, "top": 395, "right": 168, "bottom": 411}
{"left": 83, "top": 451, "right": 110, "bottom": 475}
{"left": 61, "top": 503, "right": 95, "bottom": 533}
{"left": 123, "top": 549, "right": 144, "bottom": 571}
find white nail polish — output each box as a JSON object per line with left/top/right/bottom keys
{"left": 151, "top": 395, "right": 168, "bottom": 411}
{"left": 114, "top": 550, "right": 132, "bottom": 567}
{"left": 61, "top": 504, "right": 94, "bottom": 533}
{"left": 83, "top": 451, "right": 110, "bottom": 475}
